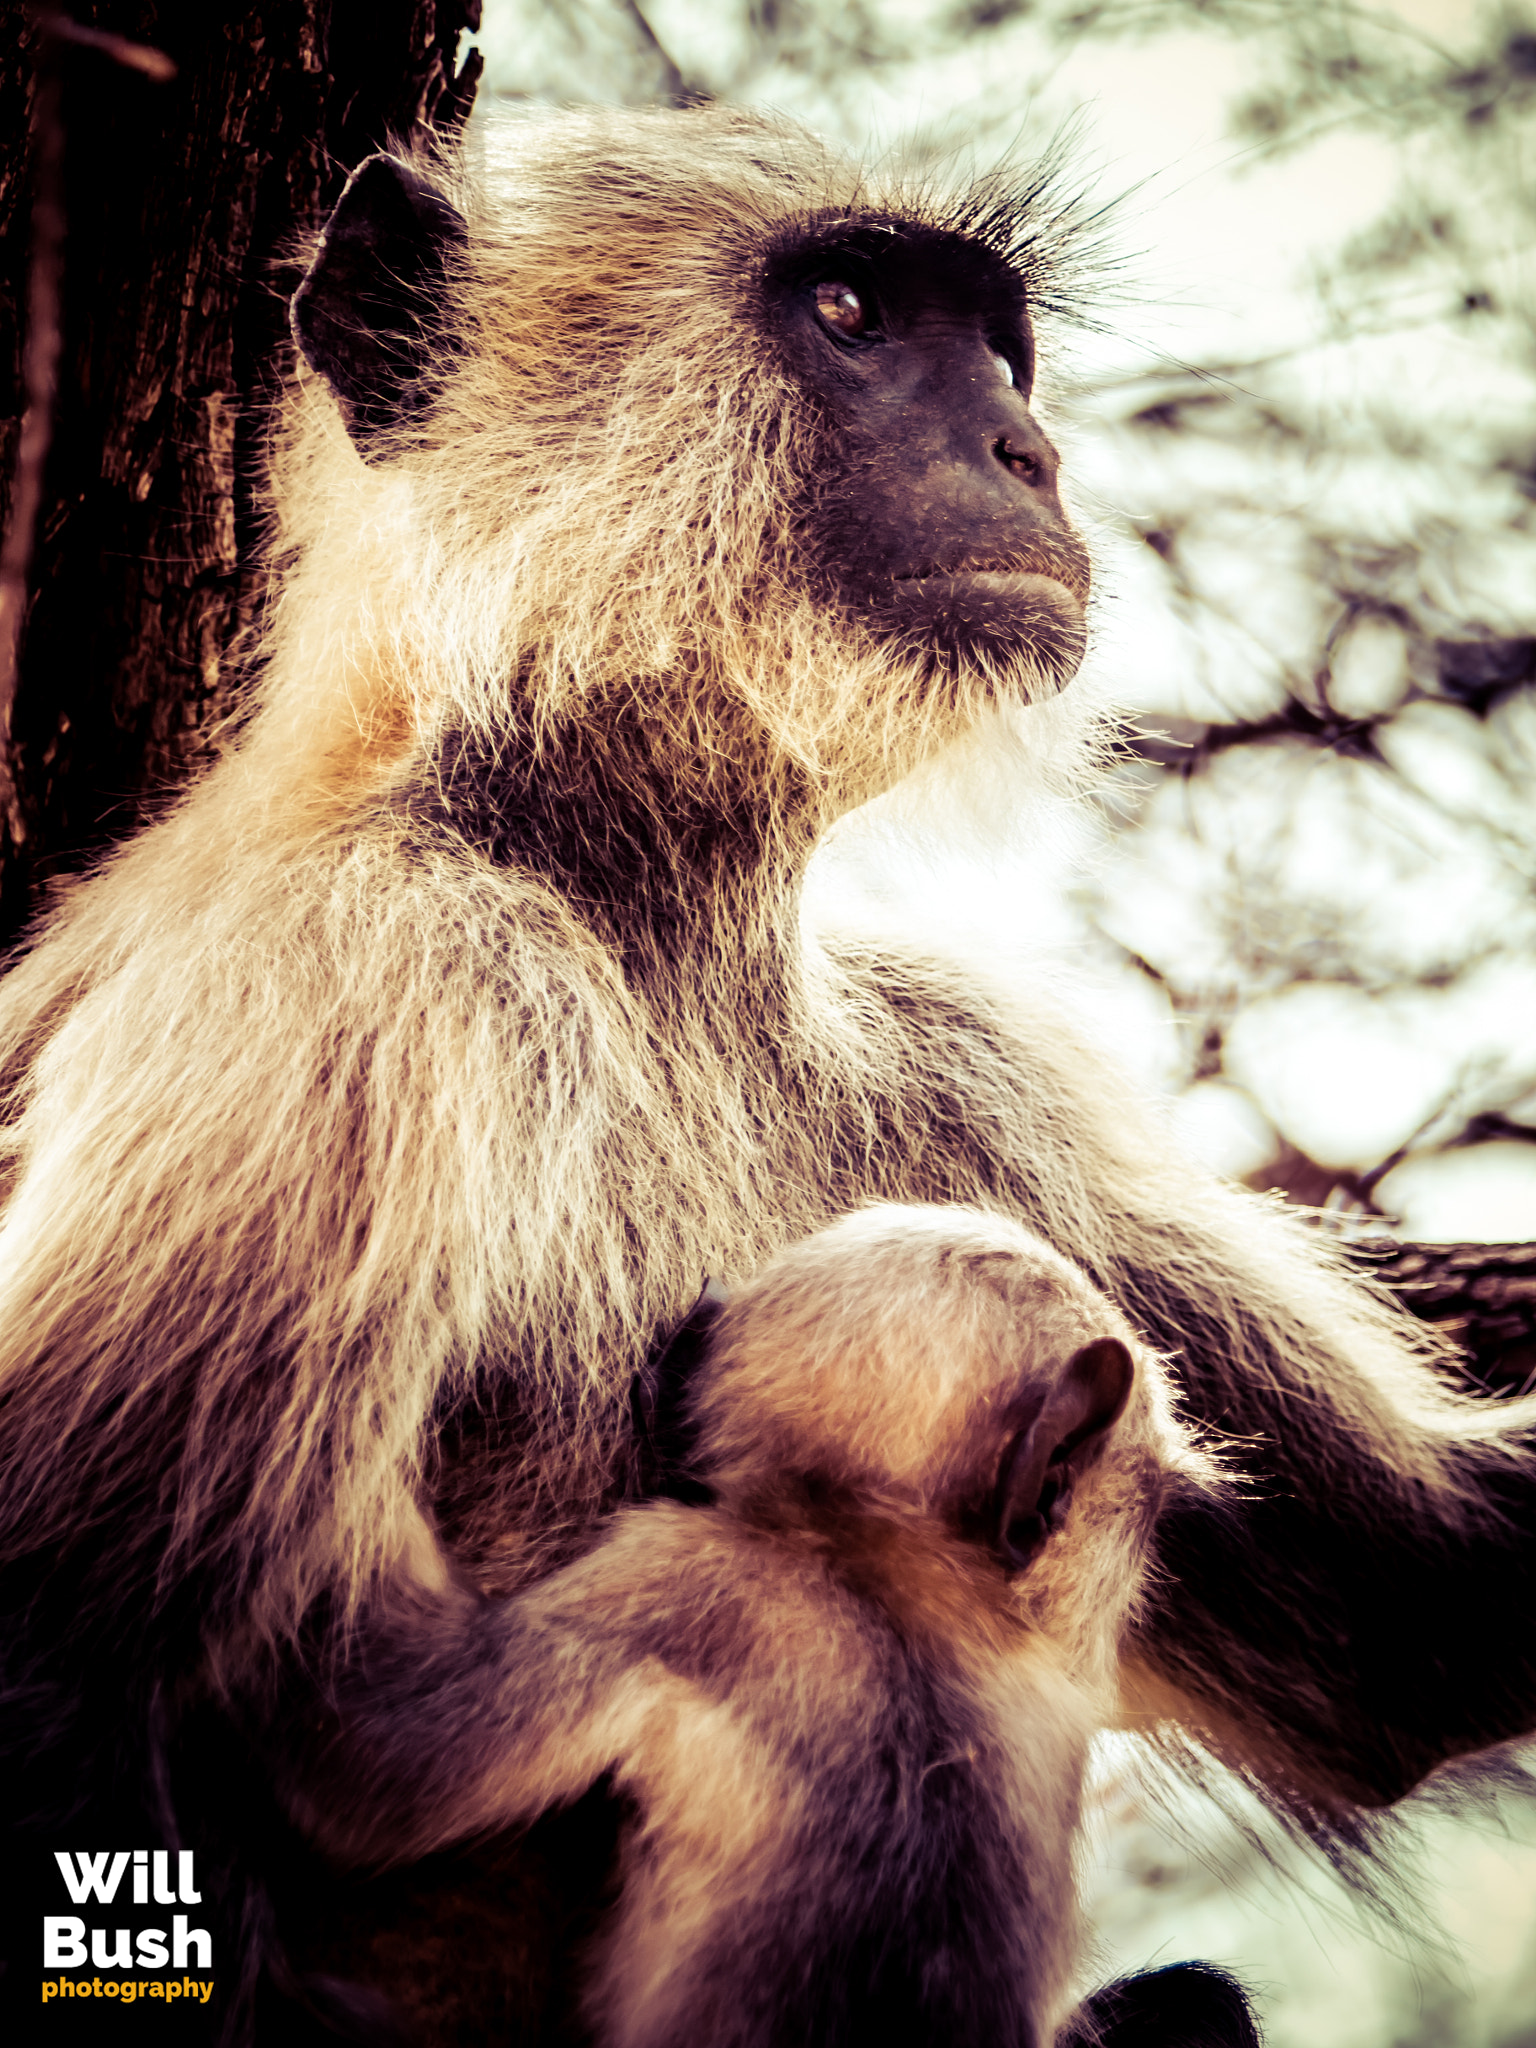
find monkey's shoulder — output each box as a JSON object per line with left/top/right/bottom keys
{"left": 583, "top": 1500, "right": 1034, "bottom": 1705}
{"left": 808, "top": 928, "right": 1081, "bottom": 1135}
{"left": 573, "top": 1501, "right": 913, "bottom": 1673}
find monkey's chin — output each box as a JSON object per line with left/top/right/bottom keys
{"left": 880, "top": 571, "right": 1087, "bottom": 691}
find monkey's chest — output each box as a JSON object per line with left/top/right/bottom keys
{"left": 422, "top": 960, "right": 1011, "bottom": 1591}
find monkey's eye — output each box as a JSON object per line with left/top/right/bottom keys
{"left": 994, "top": 351, "right": 1015, "bottom": 388}
{"left": 813, "top": 281, "right": 868, "bottom": 337}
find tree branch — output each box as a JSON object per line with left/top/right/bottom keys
{"left": 1350, "top": 1238, "right": 1536, "bottom": 1396}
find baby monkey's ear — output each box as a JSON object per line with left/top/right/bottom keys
{"left": 994, "top": 1337, "right": 1133, "bottom": 1572}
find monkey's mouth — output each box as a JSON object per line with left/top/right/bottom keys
{"left": 893, "top": 547, "right": 1090, "bottom": 612}
{"left": 894, "top": 566, "right": 1087, "bottom": 629}
{"left": 875, "top": 553, "right": 1089, "bottom": 685}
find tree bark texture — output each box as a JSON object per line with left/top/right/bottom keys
{"left": 0, "top": 1, "right": 481, "bottom": 945}
{"left": 1348, "top": 1238, "right": 1536, "bottom": 1396}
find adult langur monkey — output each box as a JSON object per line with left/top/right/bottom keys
{"left": 280, "top": 1201, "right": 1257, "bottom": 2048}
{"left": 0, "top": 103, "right": 1531, "bottom": 2039}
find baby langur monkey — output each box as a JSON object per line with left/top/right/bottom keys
{"left": 311, "top": 1205, "right": 1248, "bottom": 2048}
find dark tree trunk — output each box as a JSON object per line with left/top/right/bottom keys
{"left": 0, "top": 0, "right": 481, "bottom": 945}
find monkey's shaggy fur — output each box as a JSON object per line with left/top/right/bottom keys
{"left": 0, "top": 101, "right": 1531, "bottom": 2039}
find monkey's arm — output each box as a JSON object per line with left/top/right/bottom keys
{"left": 846, "top": 944, "right": 1536, "bottom": 1816}
{"left": 279, "top": 1503, "right": 741, "bottom": 1867}
{"left": 1040, "top": 1067, "right": 1536, "bottom": 1814}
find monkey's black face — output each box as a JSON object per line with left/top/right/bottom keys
{"left": 292, "top": 160, "right": 1089, "bottom": 691}
{"left": 764, "top": 224, "right": 1091, "bottom": 683}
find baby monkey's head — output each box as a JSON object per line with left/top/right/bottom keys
{"left": 689, "top": 1205, "right": 1223, "bottom": 1647}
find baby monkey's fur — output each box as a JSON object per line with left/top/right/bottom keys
{"left": 287, "top": 1206, "right": 1224, "bottom": 2048}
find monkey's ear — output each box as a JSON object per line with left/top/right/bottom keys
{"left": 1064, "top": 1961, "right": 1262, "bottom": 2048}
{"left": 995, "top": 1337, "right": 1133, "bottom": 1572}
{"left": 291, "top": 155, "right": 468, "bottom": 453}
{"left": 632, "top": 1277, "right": 731, "bottom": 1504}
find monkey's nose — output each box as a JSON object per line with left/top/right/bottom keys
{"left": 992, "top": 417, "right": 1058, "bottom": 492}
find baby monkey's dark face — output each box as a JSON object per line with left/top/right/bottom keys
{"left": 763, "top": 222, "right": 1091, "bottom": 684}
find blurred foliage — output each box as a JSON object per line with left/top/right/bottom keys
{"left": 478, "top": 0, "right": 916, "bottom": 111}
{"left": 1048, "top": 5, "right": 1536, "bottom": 1230}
